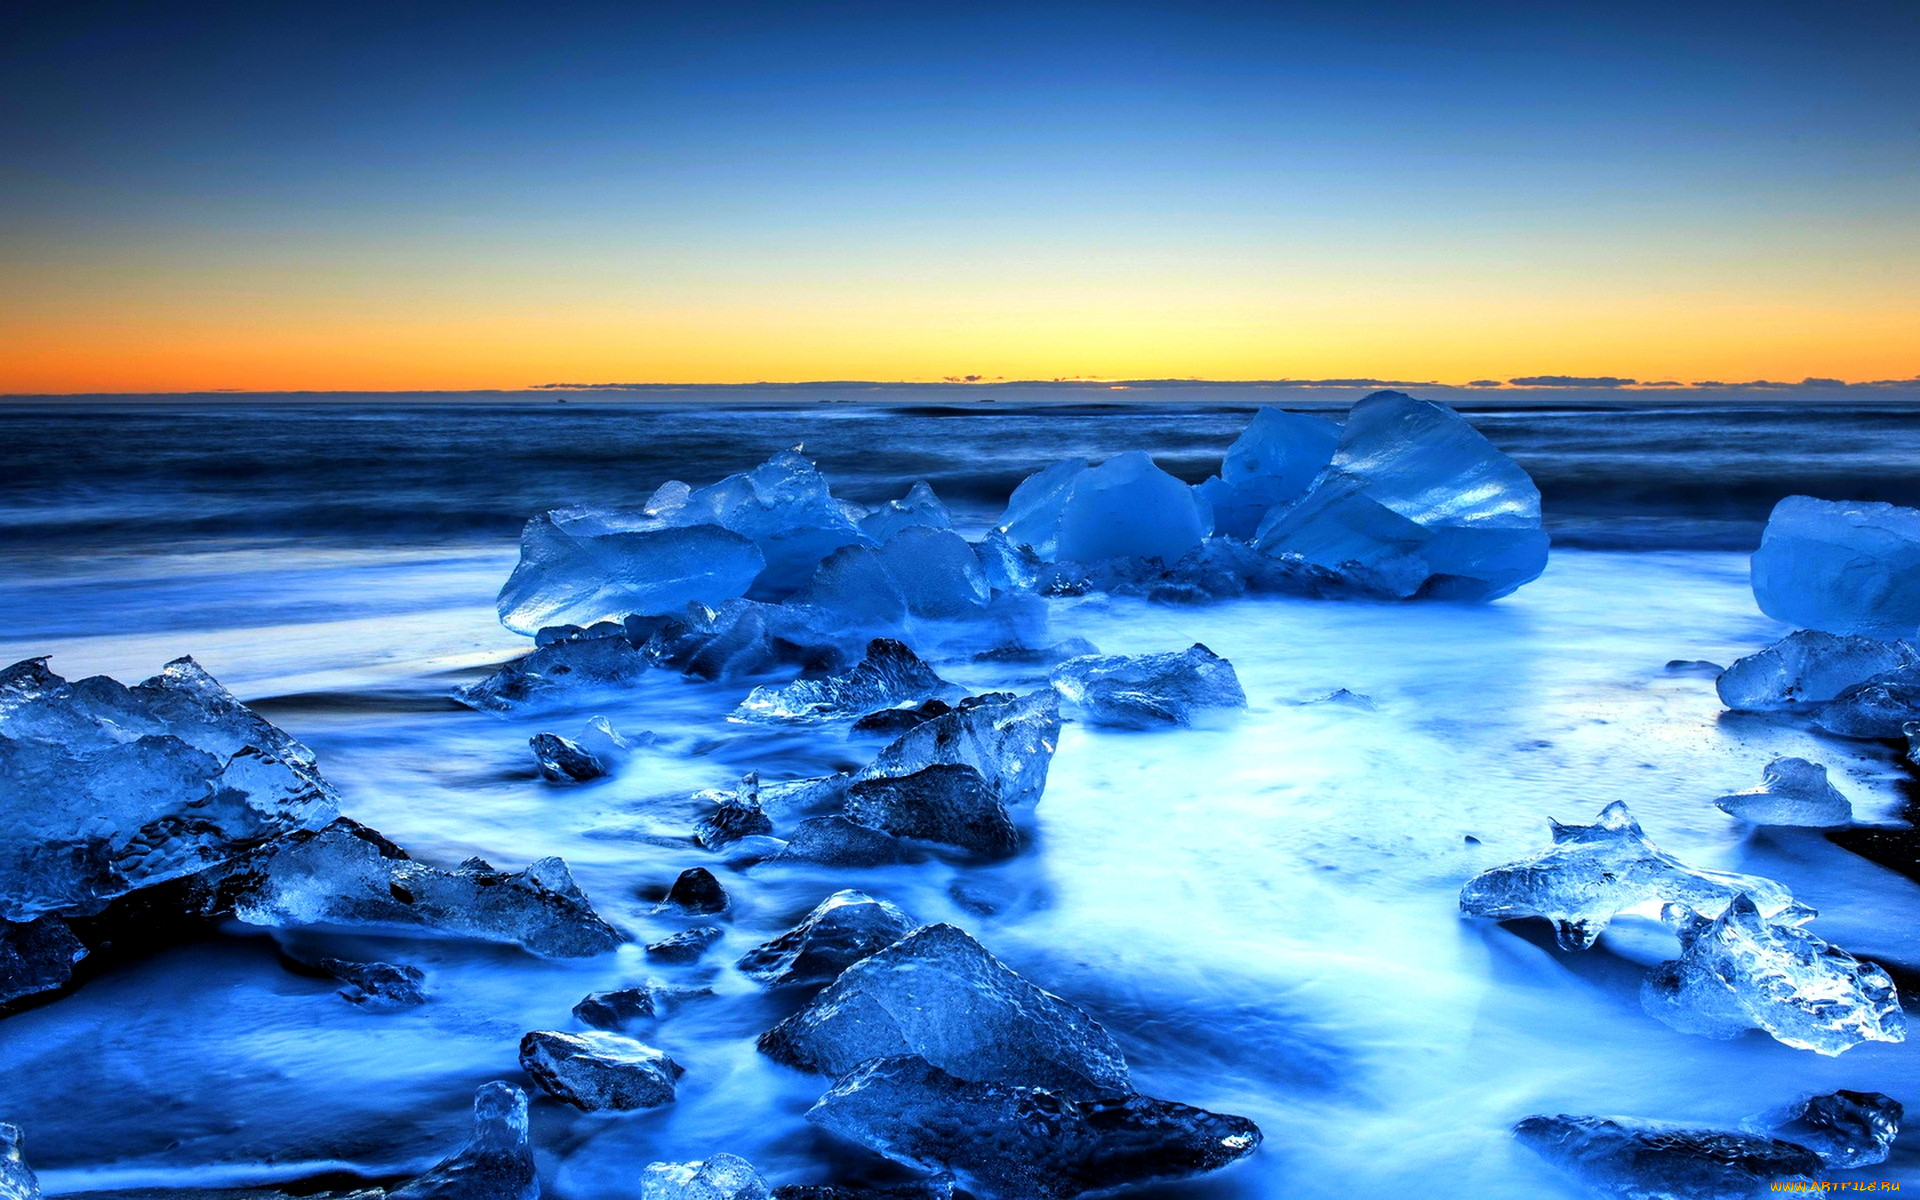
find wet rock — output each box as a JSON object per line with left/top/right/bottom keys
{"left": 1712, "top": 758, "right": 1852, "bottom": 827}
{"left": 808, "top": 1056, "right": 1261, "bottom": 1200}
{"left": 386, "top": 1082, "right": 539, "bottom": 1200}
{"left": 318, "top": 957, "right": 426, "bottom": 1009}
{"left": 857, "top": 691, "right": 1061, "bottom": 808}
{"left": 1049, "top": 644, "right": 1247, "bottom": 729}
{"left": 843, "top": 766, "right": 1021, "bottom": 858}
{"left": 572, "top": 983, "right": 712, "bottom": 1030}
{"left": 1664, "top": 660, "right": 1725, "bottom": 677}
{"left": 660, "top": 868, "right": 729, "bottom": 915}
{"left": 0, "top": 917, "right": 86, "bottom": 1006}
{"left": 1716, "top": 630, "right": 1913, "bottom": 712}
{"left": 639, "top": 1153, "right": 771, "bottom": 1200}
{"left": 1764, "top": 1090, "right": 1903, "bottom": 1168}
{"left": 1641, "top": 894, "right": 1903, "bottom": 1056}
{"left": 518, "top": 1030, "right": 683, "bottom": 1111}
{"left": 1458, "top": 802, "right": 1800, "bottom": 950}
{"left": 777, "top": 816, "right": 910, "bottom": 867}
{"left": 850, "top": 699, "right": 955, "bottom": 739}
{"left": 759, "top": 923, "right": 1130, "bottom": 1099}
{"left": 1513, "top": 1114, "right": 1819, "bottom": 1198}
{"left": 647, "top": 926, "right": 724, "bottom": 964}
{"left": 737, "top": 891, "right": 917, "bottom": 988}
{"left": 530, "top": 733, "right": 607, "bottom": 783}
{"left": 456, "top": 634, "right": 652, "bottom": 712}
{"left": 696, "top": 775, "right": 775, "bottom": 849}
{"left": 1, "top": 1123, "right": 38, "bottom": 1200}
{"left": 735, "top": 639, "right": 959, "bottom": 724}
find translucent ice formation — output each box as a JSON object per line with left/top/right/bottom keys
{"left": 758, "top": 923, "right": 1131, "bottom": 1099}
{"left": 1716, "top": 629, "right": 1913, "bottom": 711}
{"left": 1641, "top": 894, "right": 1904, "bottom": 1055}
{"left": 1253, "top": 391, "right": 1549, "bottom": 601}
{"left": 1194, "top": 407, "right": 1340, "bottom": 540}
{"left": 857, "top": 691, "right": 1062, "bottom": 808}
{"left": 497, "top": 510, "right": 766, "bottom": 635}
{"left": 0, "top": 917, "right": 86, "bottom": 1006}
{"left": 319, "top": 957, "right": 427, "bottom": 1008}
{"left": 736, "top": 890, "right": 917, "bottom": 988}
{"left": 777, "top": 815, "right": 910, "bottom": 867}
{"left": 1751, "top": 496, "right": 1920, "bottom": 638}
{"left": 0, "top": 1124, "right": 38, "bottom": 1200}
{"left": 1713, "top": 758, "right": 1852, "bottom": 827}
{"left": 530, "top": 733, "right": 606, "bottom": 783}
{"left": 0, "top": 656, "right": 339, "bottom": 922}
{"left": 808, "top": 1056, "right": 1261, "bottom": 1200}
{"left": 997, "top": 453, "right": 1209, "bottom": 565}
{"left": 1811, "top": 668, "right": 1920, "bottom": 738}
{"left": 842, "top": 766, "right": 1021, "bottom": 857}
{"left": 1761, "top": 1091, "right": 1903, "bottom": 1168}
{"left": 794, "top": 527, "right": 996, "bottom": 636}
{"left": 456, "top": 634, "right": 651, "bottom": 712}
{"left": 859, "top": 481, "right": 953, "bottom": 544}
{"left": 519, "top": 1030, "right": 683, "bottom": 1111}
{"left": 1049, "top": 644, "right": 1247, "bottom": 729}
{"left": 1458, "top": 802, "right": 1799, "bottom": 950}
{"left": 1514, "top": 1114, "right": 1820, "bottom": 1197}
{"left": 387, "top": 1082, "right": 539, "bottom": 1200}
{"left": 639, "top": 1154, "right": 770, "bottom": 1200}
{"left": 734, "top": 639, "right": 959, "bottom": 723}
{"left": 695, "top": 775, "right": 775, "bottom": 848}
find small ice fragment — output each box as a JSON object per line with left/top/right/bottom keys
{"left": 386, "top": 1082, "right": 539, "bottom": 1200}
{"left": 1, "top": 1123, "right": 39, "bottom": 1200}
{"left": 457, "top": 634, "right": 651, "bottom": 712}
{"left": 1716, "top": 629, "right": 1914, "bottom": 711}
{"left": 843, "top": 766, "right": 1021, "bottom": 858}
{"left": 1664, "top": 659, "right": 1724, "bottom": 677}
{"left": 1298, "top": 689, "right": 1376, "bottom": 709}
{"left": 859, "top": 481, "right": 953, "bottom": 544}
{"left": 734, "top": 639, "right": 959, "bottom": 723}
{"left": 1751, "top": 496, "right": 1920, "bottom": 638}
{"left": 857, "top": 691, "right": 1061, "bottom": 808}
{"left": 1760, "top": 1091, "right": 1903, "bottom": 1168}
{"left": 574, "top": 987, "right": 658, "bottom": 1030}
{"left": 758, "top": 923, "right": 1131, "bottom": 1099}
{"left": 996, "top": 453, "right": 1209, "bottom": 565}
{"left": 1812, "top": 668, "right": 1920, "bottom": 738}
{"left": 1513, "top": 1114, "right": 1819, "bottom": 1198}
{"left": 0, "top": 917, "right": 86, "bottom": 1006}
{"left": 530, "top": 733, "right": 607, "bottom": 783}
{"left": 777, "top": 815, "right": 910, "bottom": 867}
{"left": 1458, "top": 801, "right": 1799, "bottom": 950}
{"left": 1049, "top": 644, "right": 1247, "bottom": 729}
{"left": 518, "top": 1029, "right": 683, "bottom": 1111}
{"left": 696, "top": 775, "right": 775, "bottom": 848}
{"left": 1641, "top": 894, "right": 1904, "bottom": 1055}
{"left": 318, "top": 957, "right": 426, "bottom": 1008}
{"left": 496, "top": 511, "right": 766, "bottom": 635}
{"left": 736, "top": 890, "right": 917, "bottom": 988}
{"left": 647, "top": 926, "right": 723, "bottom": 964}
{"left": 1713, "top": 758, "right": 1852, "bottom": 827}
{"left": 658, "top": 867, "right": 729, "bottom": 914}
{"left": 639, "top": 1153, "right": 771, "bottom": 1200}
{"left": 1196, "top": 407, "right": 1341, "bottom": 539}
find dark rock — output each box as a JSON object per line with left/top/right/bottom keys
{"left": 971, "top": 638, "right": 1102, "bottom": 666}
{"left": 660, "top": 867, "right": 729, "bottom": 914}
{"left": 647, "top": 925, "right": 724, "bottom": 964}
{"left": 696, "top": 775, "right": 775, "bottom": 849}
{"left": 0, "top": 916, "right": 86, "bottom": 1006}
{"left": 850, "top": 699, "right": 955, "bottom": 739}
{"left": 455, "top": 635, "right": 651, "bottom": 712}
{"left": 530, "top": 733, "right": 607, "bottom": 783}
{"left": 777, "top": 816, "right": 910, "bottom": 867}
{"left": 518, "top": 1029, "right": 682, "bottom": 1111}
{"left": 1768, "top": 1090, "right": 1902, "bottom": 1168}
{"left": 573, "top": 983, "right": 712, "bottom": 1030}
{"left": 737, "top": 891, "right": 916, "bottom": 988}
{"left": 1514, "top": 1114, "right": 1820, "bottom": 1198}
{"left": 318, "top": 957, "right": 426, "bottom": 1008}
{"left": 843, "top": 766, "right": 1020, "bottom": 858}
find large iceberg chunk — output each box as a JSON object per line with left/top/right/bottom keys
{"left": 518, "top": 1029, "right": 683, "bottom": 1111}
{"left": 1514, "top": 1114, "right": 1820, "bottom": 1197}
{"left": 736, "top": 890, "right": 917, "bottom": 988}
{"left": 1253, "top": 391, "right": 1549, "bottom": 601}
{"left": 0, "top": 656, "right": 339, "bottom": 922}
{"left": 1716, "top": 630, "right": 1914, "bottom": 711}
{"left": 1751, "top": 496, "right": 1920, "bottom": 638}
{"left": 1049, "top": 644, "right": 1247, "bottom": 729}
{"left": 1, "top": 1124, "right": 38, "bottom": 1200}
{"left": 758, "top": 923, "right": 1131, "bottom": 1099}
{"left": 1641, "top": 894, "right": 1904, "bottom": 1055}
{"left": 497, "top": 511, "right": 766, "bottom": 636}
{"left": 859, "top": 481, "right": 953, "bottom": 544}
{"left": 996, "top": 453, "right": 1208, "bottom": 565}
{"left": 794, "top": 528, "right": 995, "bottom": 634}
{"left": 1713, "top": 758, "right": 1852, "bottom": 827}
{"left": 733, "top": 639, "right": 959, "bottom": 723}
{"left": 1458, "top": 802, "right": 1799, "bottom": 950}
{"left": 388, "top": 1082, "right": 539, "bottom": 1200}
{"left": 809, "top": 1056, "right": 1260, "bottom": 1200}
{"left": 857, "top": 691, "right": 1061, "bottom": 808}
{"left": 1195, "top": 407, "right": 1340, "bottom": 540}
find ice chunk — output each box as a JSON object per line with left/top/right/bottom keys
{"left": 1, "top": 1124, "right": 39, "bottom": 1200}
{"left": 318, "top": 957, "right": 426, "bottom": 1008}
{"left": 519, "top": 1029, "right": 683, "bottom": 1111}
{"left": 639, "top": 1154, "right": 771, "bottom": 1200}
{"left": 644, "top": 598, "right": 856, "bottom": 682}
{"left": 696, "top": 775, "right": 775, "bottom": 848}
{"left": 387, "top": 1082, "right": 538, "bottom": 1200}
{"left": 200, "top": 819, "right": 623, "bottom": 958}
{"left": 858, "top": 691, "right": 1061, "bottom": 808}
{"left": 758, "top": 923, "right": 1130, "bottom": 1099}
{"left": 1713, "top": 758, "right": 1852, "bottom": 827}
{"left": 1716, "top": 629, "right": 1913, "bottom": 711}
{"left": 659, "top": 867, "right": 729, "bottom": 914}
{"left": 734, "top": 639, "right": 959, "bottom": 723}
{"left": 776, "top": 816, "right": 910, "bottom": 867}
{"left": 771, "top": 1181, "right": 953, "bottom": 1200}
{"left": 860, "top": 481, "right": 953, "bottom": 544}
{"left": 0, "top": 656, "right": 339, "bottom": 922}
{"left": 1641, "top": 894, "right": 1903, "bottom": 1055}
{"left": 647, "top": 926, "right": 724, "bottom": 964}
{"left": 657, "top": 449, "right": 873, "bottom": 596}
{"left": 843, "top": 766, "right": 1020, "bottom": 858}
{"left": 737, "top": 891, "right": 917, "bottom": 988}
{"left": 1514, "top": 1114, "right": 1820, "bottom": 1198}
{"left": 1458, "top": 802, "right": 1799, "bottom": 950}
{"left": 794, "top": 528, "right": 994, "bottom": 632}
{"left": 850, "top": 699, "right": 955, "bottom": 738}
{"left": 1812, "top": 668, "right": 1920, "bottom": 738}
{"left": 0, "top": 917, "right": 86, "bottom": 1006}
{"left": 1751, "top": 496, "right": 1920, "bottom": 638}
{"left": 1049, "top": 644, "right": 1247, "bottom": 729}
{"left": 995, "top": 453, "right": 1208, "bottom": 565}
{"left": 497, "top": 511, "right": 766, "bottom": 635}
{"left": 1253, "top": 391, "right": 1549, "bottom": 601}
{"left": 456, "top": 634, "right": 651, "bottom": 712}
{"left": 1760, "top": 1091, "right": 1903, "bottom": 1168}
{"left": 531, "top": 733, "right": 607, "bottom": 783}
{"left": 574, "top": 987, "right": 658, "bottom": 1030}
{"left": 808, "top": 1056, "right": 1261, "bottom": 1200}
{"left": 1195, "top": 407, "right": 1341, "bottom": 540}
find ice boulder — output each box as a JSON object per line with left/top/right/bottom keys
{"left": 1049, "top": 644, "right": 1246, "bottom": 729}
{"left": 808, "top": 1056, "right": 1261, "bottom": 1200}
{"left": 1253, "top": 391, "right": 1548, "bottom": 601}
{"left": 387, "top": 1082, "right": 539, "bottom": 1200}
{"left": 859, "top": 481, "right": 953, "bottom": 544}
{"left": 734, "top": 639, "right": 959, "bottom": 723}
{"left": 519, "top": 1030, "right": 683, "bottom": 1111}
{"left": 1514, "top": 1114, "right": 1819, "bottom": 1198}
{"left": 531, "top": 733, "right": 606, "bottom": 783}
{"left": 1812, "top": 668, "right": 1920, "bottom": 738}
{"left": 639, "top": 1154, "right": 770, "bottom": 1200}
{"left": 1, "top": 917, "right": 86, "bottom": 1006}
{"left": 1752, "top": 496, "right": 1920, "bottom": 638}
{"left": 1713, "top": 758, "right": 1852, "bottom": 827}
{"left": 843, "top": 765, "right": 1021, "bottom": 858}
{"left": 320, "top": 957, "right": 427, "bottom": 1008}
{"left": 695, "top": 775, "right": 775, "bottom": 848}
{"left": 1641, "top": 894, "right": 1903, "bottom": 1055}
{"left": 0, "top": 656, "right": 339, "bottom": 922}
{"left": 497, "top": 510, "right": 766, "bottom": 636}
{"left": 1716, "top": 629, "right": 1914, "bottom": 711}
{"left": 794, "top": 528, "right": 995, "bottom": 634}
{"left": 1458, "top": 802, "right": 1800, "bottom": 950}
{"left": 996, "top": 453, "right": 1208, "bottom": 565}
{"left": 758, "top": 923, "right": 1131, "bottom": 1099}
{"left": 776, "top": 815, "right": 910, "bottom": 867}
{"left": 858, "top": 691, "right": 1061, "bottom": 808}
{"left": 456, "top": 634, "right": 651, "bottom": 712}
{"left": 736, "top": 891, "right": 917, "bottom": 988}
{"left": 0, "top": 1124, "right": 37, "bottom": 1200}
{"left": 1761, "top": 1091, "right": 1903, "bottom": 1168}
{"left": 1195, "top": 407, "right": 1340, "bottom": 540}
{"left": 648, "top": 926, "right": 724, "bottom": 964}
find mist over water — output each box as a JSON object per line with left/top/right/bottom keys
{"left": 2, "top": 393, "right": 1917, "bottom": 1196}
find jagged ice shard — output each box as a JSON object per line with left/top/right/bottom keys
{"left": 1514, "top": 1115, "right": 1821, "bottom": 1198}
{"left": 1049, "top": 644, "right": 1247, "bottom": 729}
{"left": 1194, "top": 406, "right": 1340, "bottom": 540}
{"left": 733, "top": 638, "right": 959, "bottom": 723}
{"left": 1458, "top": 802, "right": 1800, "bottom": 950}
{"left": 387, "top": 1082, "right": 540, "bottom": 1200}
{"left": 1253, "top": 391, "right": 1549, "bottom": 600}
{"left": 1751, "top": 496, "right": 1920, "bottom": 638}
{"left": 996, "top": 452, "right": 1209, "bottom": 565}
{"left": 1712, "top": 758, "right": 1852, "bottom": 827}
{"left": 857, "top": 690, "right": 1061, "bottom": 808}
{"left": 1641, "top": 894, "right": 1904, "bottom": 1056}
{"left": 735, "top": 890, "right": 917, "bottom": 988}
{"left": 1715, "top": 629, "right": 1914, "bottom": 711}
{"left": 0, "top": 1124, "right": 38, "bottom": 1200}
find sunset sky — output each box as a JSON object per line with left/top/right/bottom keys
{"left": 2, "top": 0, "right": 1915, "bottom": 394}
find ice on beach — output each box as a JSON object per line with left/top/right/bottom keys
{"left": 1811, "top": 668, "right": 1920, "bottom": 738}
{"left": 736, "top": 890, "right": 917, "bottom": 988}
{"left": 0, "top": 917, "right": 86, "bottom": 1006}
{"left": 1716, "top": 629, "right": 1914, "bottom": 711}
{"left": 640, "top": 1154, "right": 771, "bottom": 1200}
{"left": 457, "top": 634, "right": 652, "bottom": 712}
{"left": 1458, "top": 802, "right": 1800, "bottom": 950}
{"left": 1712, "top": 758, "right": 1852, "bottom": 827}
{"left": 858, "top": 691, "right": 1062, "bottom": 808}
{"left": 1049, "top": 644, "right": 1247, "bottom": 729}
{"left": 734, "top": 639, "right": 958, "bottom": 723}
{"left": 1761, "top": 1091, "right": 1903, "bottom": 1168}
{"left": 1252, "top": 391, "right": 1549, "bottom": 601}
{"left": 777, "top": 815, "right": 909, "bottom": 867}
{"left": 386, "top": 1082, "right": 538, "bottom": 1200}
{"left": 1751, "top": 496, "right": 1920, "bottom": 638}
{"left": 0, "top": 1124, "right": 37, "bottom": 1200}
{"left": 795, "top": 528, "right": 995, "bottom": 636}
{"left": 807, "top": 1055, "right": 1261, "bottom": 1200}
{"left": 859, "top": 481, "right": 953, "bottom": 544}
{"left": 1513, "top": 1114, "right": 1820, "bottom": 1197}
{"left": 519, "top": 1029, "right": 683, "bottom": 1111}
{"left": 0, "top": 656, "right": 338, "bottom": 923}
{"left": 1194, "top": 407, "right": 1340, "bottom": 540}
{"left": 758, "top": 923, "right": 1131, "bottom": 1099}
{"left": 843, "top": 766, "right": 1021, "bottom": 857}
{"left": 996, "top": 453, "right": 1209, "bottom": 565}
{"left": 1641, "top": 894, "right": 1904, "bottom": 1056}
{"left": 201, "top": 819, "right": 624, "bottom": 958}
{"left": 496, "top": 511, "right": 766, "bottom": 635}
